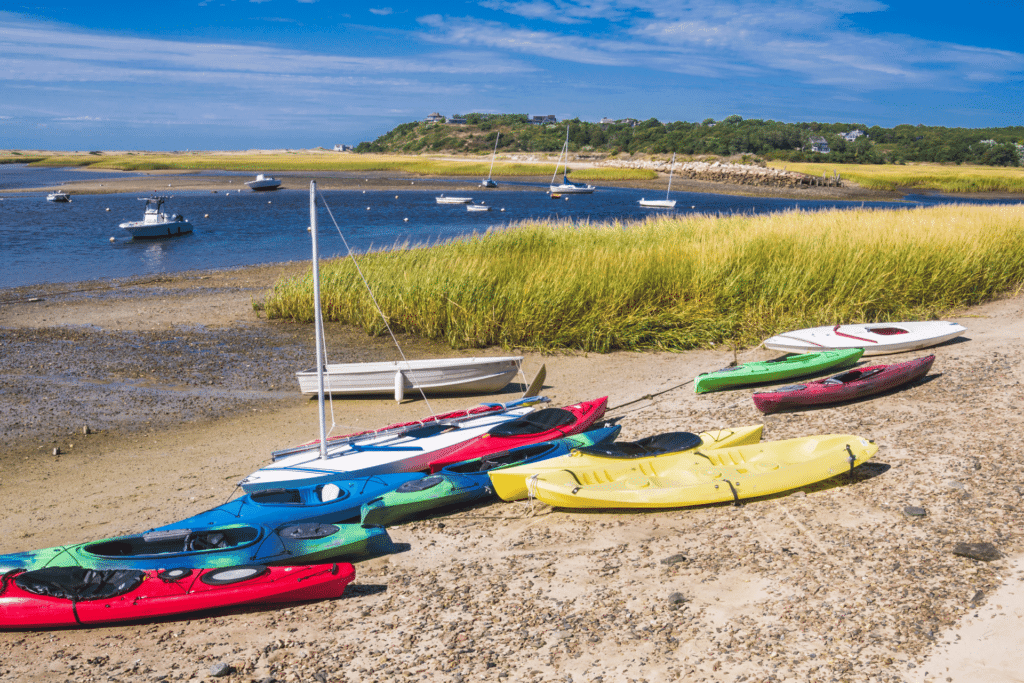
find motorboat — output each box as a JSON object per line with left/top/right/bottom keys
{"left": 47, "top": 191, "right": 71, "bottom": 202}
{"left": 639, "top": 152, "right": 678, "bottom": 208}
{"left": 118, "top": 196, "right": 193, "bottom": 239}
{"left": 436, "top": 195, "right": 473, "bottom": 204}
{"left": 466, "top": 202, "right": 491, "bottom": 212}
{"left": 549, "top": 126, "right": 596, "bottom": 194}
{"left": 246, "top": 174, "right": 282, "bottom": 191}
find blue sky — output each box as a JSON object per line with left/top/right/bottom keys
{"left": 2, "top": 1, "right": 1023, "bottom": 150}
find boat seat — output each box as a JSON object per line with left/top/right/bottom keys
{"left": 488, "top": 409, "right": 575, "bottom": 437}
{"left": 576, "top": 432, "right": 702, "bottom": 459}
{"left": 252, "top": 488, "right": 302, "bottom": 504}
{"left": 14, "top": 567, "right": 146, "bottom": 601}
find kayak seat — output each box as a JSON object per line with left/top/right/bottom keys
{"left": 14, "top": 567, "right": 146, "bottom": 601}
{"left": 488, "top": 409, "right": 575, "bottom": 437}
{"left": 251, "top": 488, "right": 302, "bottom": 504}
{"left": 576, "top": 432, "right": 702, "bottom": 459}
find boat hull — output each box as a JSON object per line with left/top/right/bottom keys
{"left": 295, "top": 356, "right": 522, "bottom": 398}
{"left": 695, "top": 349, "right": 864, "bottom": 394}
{"left": 549, "top": 184, "right": 595, "bottom": 194}
{"left": 752, "top": 355, "right": 934, "bottom": 414}
{"left": 638, "top": 199, "right": 676, "bottom": 208}
{"left": 532, "top": 434, "right": 877, "bottom": 509}
{"left": 0, "top": 563, "right": 354, "bottom": 629}
{"left": 119, "top": 221, "right": 193, "bottom": 239}
{"left": 763, "top": 321, "right": 966, "bottom": 356}
{"left": 488, "top": 424, "right": 763, "bottom": 501}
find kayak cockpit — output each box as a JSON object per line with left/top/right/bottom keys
{"left": 84, "top": 526, "right": 260, "bottom": 557}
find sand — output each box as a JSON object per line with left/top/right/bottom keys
{"left": 1, "top": 266, "right": 1022, "bottom": 683}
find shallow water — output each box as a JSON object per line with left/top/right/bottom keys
{"left": 2, "top": 165, "right": 1020, "bottom": 289}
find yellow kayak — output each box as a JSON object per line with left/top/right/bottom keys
{"left": 488, "top": 424, "right": 763, "bottom": 501}
{"left": 530, "top": 434, "right": 876, "bottom": 509}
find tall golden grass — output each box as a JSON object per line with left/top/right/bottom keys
{"left": 770, "top": 162, "right": 1024, "bottom": 194}
{"left": 21, "top": 152, "right": 654, "bottom": 180}
{"left": 263, "top": 204, "right": 1024, "bottom": 351}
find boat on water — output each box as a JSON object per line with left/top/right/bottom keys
{"left": 639, "top": 152, "right": 678, "bottom": 208}
{"left": 436, "top": 195, "right": 473, "bottom": 204}
{"left": 46, "top": 191, "right": 71, "bottom": 203}
{"left": 118, "top": 196, "right": 193, "bottom": 239}
{"left": 466, "top": 203, "right": 491, "bottom": 212}
{"left": 296, "top": 356, "right": 523, "bottom": 401}
{"left": 549, "top": 126, "right": 596, "bottom": 194}
{"left": 246, "top": 174, "right": 282, "bottom": 191}
{"left": 481, "top": 133, "right": 500, "bottom": 188}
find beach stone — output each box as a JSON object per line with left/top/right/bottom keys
{"left": 209, "top": 662, "right": 234, "bottom": 678}
{"left": 945, "top": 480, "right": 965, "bottom": 490}
{"left": 952, "top": 542, "right": 1001, "bottom": 562}
{"left": 660, "top": 553, "right": 686, "bottom": 565}
{"left": 903, "top": 506, "right": 927, "bottom": 517}
{"left": 667, "top": 592, "right": 688, "bottom": 605}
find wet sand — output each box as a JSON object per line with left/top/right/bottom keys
{"left": 1, "top": 266, "right": 1023, "bottom": 683}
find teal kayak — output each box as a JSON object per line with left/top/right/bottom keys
{"left": 694, "top": 348, "right": 864, "bottom": 394}
{"left": 359, "top": 425, "right": 621, "bottom": 527}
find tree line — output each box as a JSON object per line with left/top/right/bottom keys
{"left": 356, "top": 114, "right": 1024, "bottom": 166}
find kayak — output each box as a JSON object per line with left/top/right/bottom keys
{"left": 487, "top": 424, "right": 764, "bottom": 501}
{"left": 0, "top": 522, "right": 391, "bottom": 574}
{"left": 752, "top": 355, "right": 934, "bottom": 414}
{"left": 0, "top": 562, "right": 354, "bottom": 629}
{"left": 694, "top": 349, "right": 863, "bottom": 394}
{"left": 530, "top": 434, "right": 877, "bottom": 509}
{"left": 150, "top": 473, "right": 425, "bottom": 531}
{"left": 240, "top": 405, "right": 540, "bottom": 492}
{"left": 360, "top": 425, "right": 621, "bottom": 526}
{"left": 426, "top": 397, "right": 608, "bottom": 473}
{"left": 763, "top": 321, "right": 965, "bottom": 356}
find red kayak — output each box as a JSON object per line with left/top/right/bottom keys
{"left": 426, "top": 397, "right": 608, "bottom": 473}
{"left": 752, "top": 355, "right": 934, "bottom": 414}
{"left": 0, "top": 563, "right": 354, "bottom": 629}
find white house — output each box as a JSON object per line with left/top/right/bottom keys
{"left": 809, "top": 136, "right": 830, "bottom": 153}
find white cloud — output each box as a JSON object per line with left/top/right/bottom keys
{"left": 369, "top": 7, "right": 393, "bottom": 15}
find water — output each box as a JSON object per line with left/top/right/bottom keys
{"left": 2, "top": 166, "right": 1020, "bottom": 289}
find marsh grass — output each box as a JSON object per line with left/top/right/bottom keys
{"left": 23, "top": 152, "right": 654, "bottom": 180}
{"left": 770, "top": 162, "right": 1024, "bottom": 194}
{"left": 263, "top": 204, "right": 1024, "bottom": 351}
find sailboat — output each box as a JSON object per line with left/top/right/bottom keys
{"left": 296, "top": 182, "right": 523, "bottom": 402}
{"left": 481, "top": 133, "right": 499, "bottom": 188}
{"left": 639, "top": 153, "right": 678, "bottom": 208}
{"left": 549, "top": 126, "right": 596, "bottom": 195}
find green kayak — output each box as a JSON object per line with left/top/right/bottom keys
{"left": 694, "top": 348, "right": 864, "bottom": 394}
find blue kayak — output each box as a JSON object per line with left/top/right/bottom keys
{"left": 0, "top": 522, "right": 392, "bottom": 573}
{"left": 359, "top": 425, "right": 621, "bottom": 526}
{"left": 149, "top": 473, "right": 424, "bottom": 532}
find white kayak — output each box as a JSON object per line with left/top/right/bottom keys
{"left": 763, "top": 321, "right": 966, "bottom": 356}
{"left": 240, "top": 406, "right": 537, "bottom": 492}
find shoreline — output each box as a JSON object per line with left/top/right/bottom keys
{"left": 1, "top": 263, "right": 1023, "bottom": 681}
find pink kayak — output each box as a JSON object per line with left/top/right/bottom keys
{"left": 752, "top": 355, "right": 934, "bottom": 414}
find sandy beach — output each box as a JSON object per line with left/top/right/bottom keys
{"left": 1, "top": 266, "right": 1022, "bottom": 683}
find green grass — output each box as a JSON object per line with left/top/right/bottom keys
{"left": 262, "top": 204, "right": 1024, "bottom": 352}
{"left": 769, "top": 162, "right": 1024, "bottom": 194}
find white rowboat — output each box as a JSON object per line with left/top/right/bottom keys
{"left": 296, "top": 356, "right": 523, "bottom": 401}
{"left": 763, "top": 321, "right": 966, "bottom": 356}
{"left": 436, "top": 195, "right": 473, "bottom": 204}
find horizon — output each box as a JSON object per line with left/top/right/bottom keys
{"left": 2, "top": 1, "right": 1023, "bottom": 151}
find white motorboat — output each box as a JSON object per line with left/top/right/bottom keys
{"left": 118, "top": 196, "right": 193, "bottom": 239}
{"left": 436, "top": 195, "right": 473, "bottom": 204}
{"left": 47, "top": 191, "right": 71, "bottom": 202}
{"left": 481, "top": 133, "right": 500, "bottom": 188}
{"left": 549, "top": 126, "right": 596, "bottom": 194}
{"left": 246, "top": 174, "right": 282, "bottom": 191}
{"left": 466, "top": 203, "right": 491, "bottom": 212}
{"left": 297, "top": 356, "right": 523, "bottom": 401}
{"left": 639, "top": 152, "right": 678, "bottom": 208}
{"left": 763, "top": 321, "right": 967, "bottom": 356}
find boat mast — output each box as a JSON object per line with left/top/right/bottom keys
{"left": 487, "top": 133, "right": 500, "bottom": 181}
{"left": 550, "top": 128, "right": 567, "bottom": 185}
{"left": 666, "top": 152, "right": 676, "bottom": 200}
{"left": 309, "top": 181, "right": 328, "bottom": 460}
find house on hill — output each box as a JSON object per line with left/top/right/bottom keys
{"left": 530, "top": 114, "right": 557, "bottom": 125}
{"left": 841, "top": 129, "right": 865, "bottom": 142}
{"left": 448, "top": 116, "right": 467, "bottom": 125}
{"left": 809, "top": 136, "right": 830, "bottom": 153}
{"left": 425, "top": 112, "right": 445, "bottom": 123}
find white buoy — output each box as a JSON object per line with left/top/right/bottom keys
{"left": 105, "top": 208, "right": 110, "bottom": 211}
{"left": 204, "top": 213, "right": 209, "bottom": 218}
{"left": 109, "top": 236, "right": 115, "bottom": 242}
{"left": 500, "top": 208, "right": 505, "bottom": 212}
{"left": 362, "top": 190, "right": 366, "bottom": 194}
{"left": 267, "top": 200, "right": 271, "bottom": 204}
{"left": 395, "top": 195, "right": 398, "bottom": 199}
{"left": 367, "top": 206, "right": 371, "bottom": 210}
{"left": 404, "top": 217, "right": 408, "bottom": 222}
